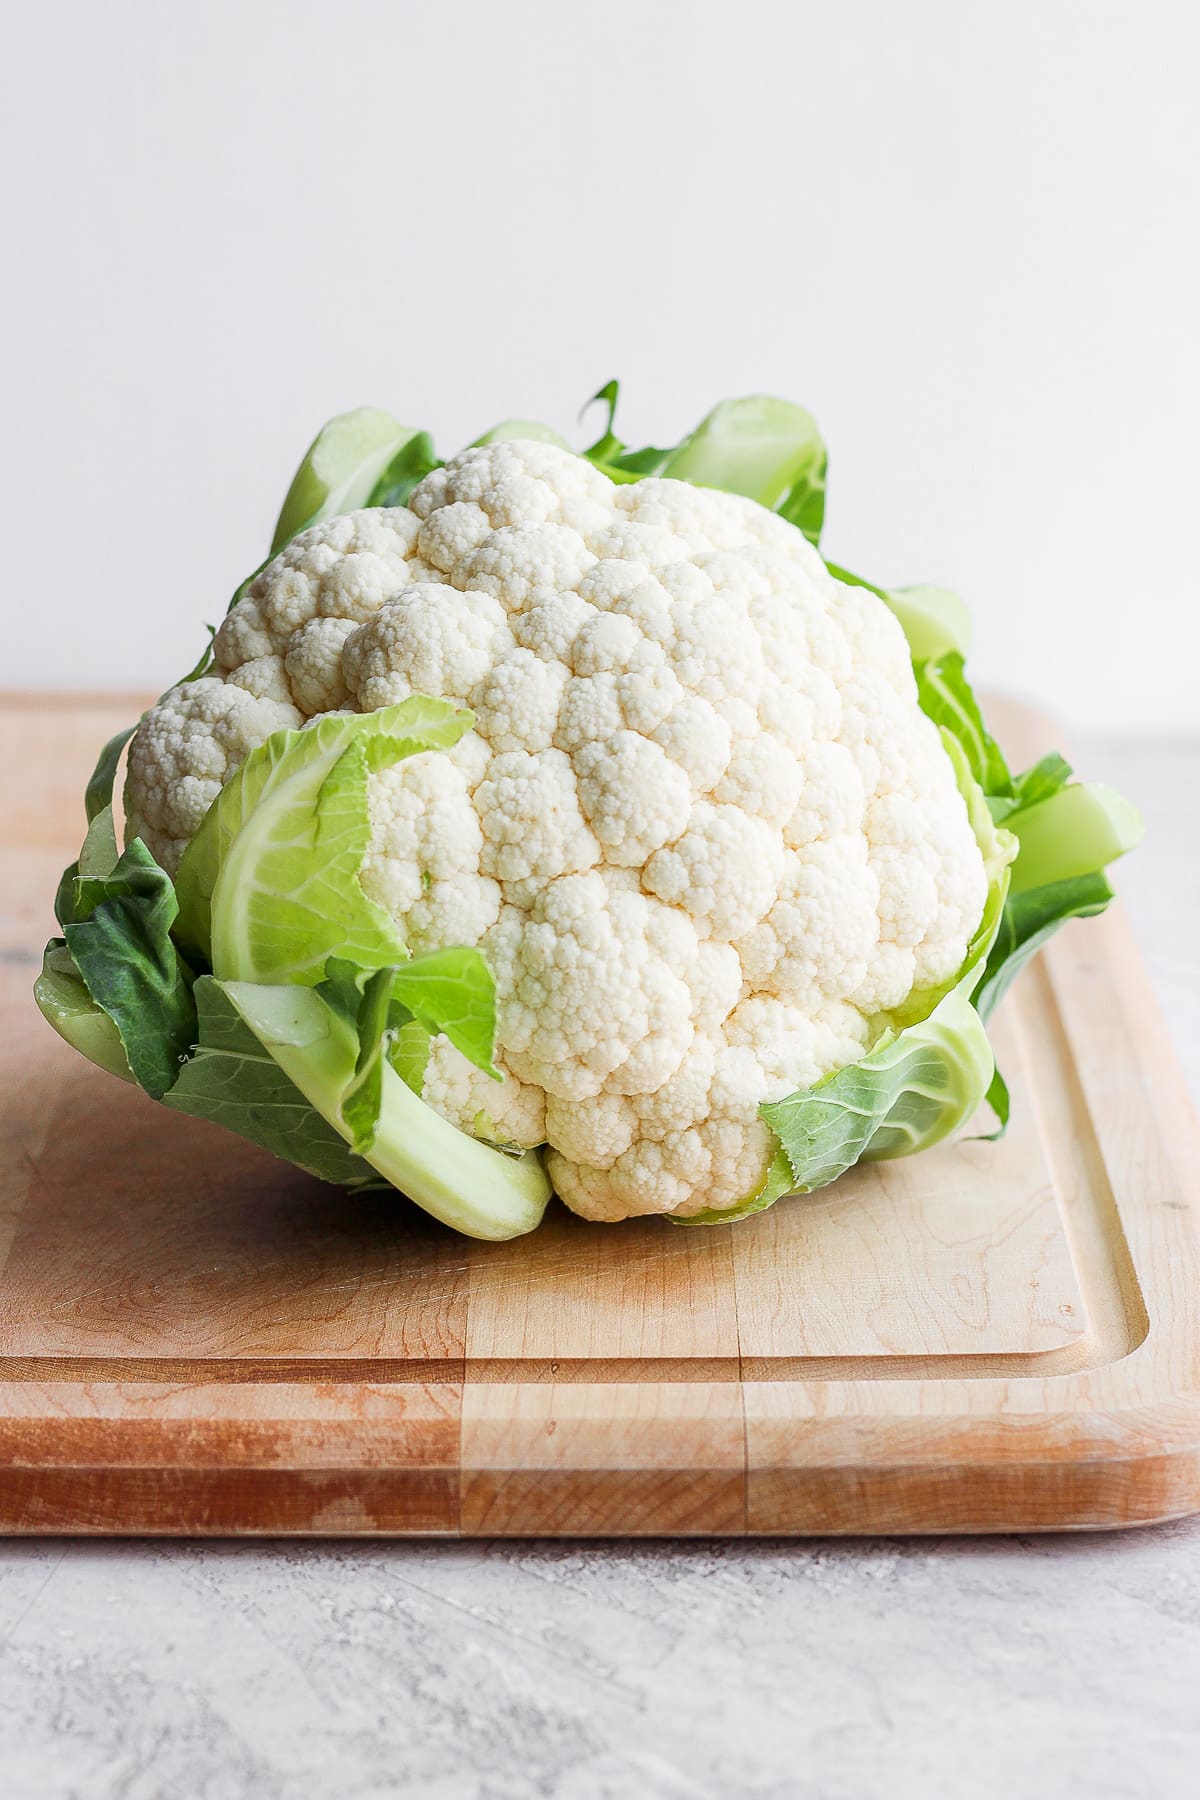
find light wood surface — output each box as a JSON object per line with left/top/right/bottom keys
{"left": 1, "top": 696, "right": 1197, "bottom": 1535}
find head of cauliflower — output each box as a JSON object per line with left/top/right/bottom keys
{"left": 125, "top": 440, "right": 987, "bottom": 1221}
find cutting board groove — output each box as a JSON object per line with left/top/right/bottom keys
{"left": 1, "top": 696, "right": 1197, "bottom": 1536}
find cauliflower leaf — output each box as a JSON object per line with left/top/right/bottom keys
{"left": 174, "top": 696, "right": 469, "bottom": 977}
{"left": 164, "top": 975, "right": 383, "bottom": 1187}
{"left": 270, "top": 407, "right": 427, "bottom": 554}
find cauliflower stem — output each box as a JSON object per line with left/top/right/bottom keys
{"left": 219, "top": 978, "right": 549, "bottom": 1240}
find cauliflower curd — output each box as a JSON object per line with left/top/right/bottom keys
{"left": 126, "top": 440, "right": 988, "bottom": 1221}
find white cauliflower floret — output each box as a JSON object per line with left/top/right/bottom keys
{"left": 547, "top": 993, "right": 870, "bottom": 1222}
{"left": 615, "top": 477, "right": 766, "bottom": 555}
{"left": 214, "top": 508, "right": 419, "bottom": 706}
{"left": 474, "top": 749, "right": 599, "bottom": 886}
{"left": 415, "top": 501, "right": 494, "bottom": 573}
{"left": 549, "top": 1087, "right": 778, "bottom": 1223}
{"left": 470, "top": 648, "right": 568, "bottom": 753}
{"left": 456, "top": 525, "right": 596, "bottom": 609}
{"left": 410, "top": 439, "right": 612, "bottom": 532}
{"left": 572, "top": 732, "right": 692, "bottom": 865}
{"left": 420, "top": 1035, "right": 546, "bottom": 1149}
{"left": 511, "top": 588, "right": 596, "bottom": 660}
{"left": 643, "top": 802, "right": 785, "bottom": 940}
{"left": 483, "top": 872, "right": 697, "bottom": 1103}
{"left": 360, "top": 750, "right": 501, "bottom": 954}
{"left": 650, "top": 695, "right": 732, "bottom": 794}
{"left": 283, "top": 617, "right": 357, "bottom": 714}
{"left": 724, "top": 992, "right": 871, "bottom": 1097}
{"left": 661, "top": 586, "right": 766, "bottom": 705}
{"left": 735, "top": 838, "right": 880, "bottom": 1003}
{"left": 715, "top": 734, "right": 805, "bottom": 826}
{"left": 125, "top": 678, "right": 301, "bottom": 873}
{"left": 126, "top": 438, "right": 989, "bottom": 1222}
{"left": 584, "top": 521, "right": 692, "bottom": 567}
{"left": 342, "top": 583, "right": 512, "bottom": 710}
{"left": 784, "top": 737, "right": 863, "bottom": 847}
{"left": 225, "top": 654, "right": 295, "bottom": 707}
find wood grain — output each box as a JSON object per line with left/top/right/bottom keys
{"left": 0, "top": 694, "right": 1197, "bottom": 1535}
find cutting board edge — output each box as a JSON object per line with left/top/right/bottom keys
{"left": 3, "top": 1366, "right": 1200, "bottom": 1537}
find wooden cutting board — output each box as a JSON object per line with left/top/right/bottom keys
{"left": 2, "top": 695, "right": 1198, "bottom": 1537}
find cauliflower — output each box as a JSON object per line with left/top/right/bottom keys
{"left": 125, "top": 438, "right": 989, "bottom": 1221}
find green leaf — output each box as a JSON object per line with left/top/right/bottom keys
{"left": 315, "top": 945, "right": 500, "bottom": 1152}
{"left": 909, "top": 653, "right": 1138, "bottom": 1052}
{"left": 914, "top": 651, "right": 1013, "bottom": 798}
{"left": 367, "top": 431, "right": 442, "bottom": 507}
{"left": 34, "top": 940, "right": 134, "bottom": 1085}
{"left": 971, "top": 773, "right": 1141, "bottom": 1022}
{"left": 388, "top": 1018, "right": 433, "bottom": 1094}
{"left": 162, "top": 976, "right": 381, "bottom": 1187}
{"left": 219, "top": 978, "right": 551, "bottom": 1240}
{"left": 762, "top": 991, "right": 995, "bottom": 1192}
{"left": 988, "top": 753, "right": 1075, "bottom": 825}
{"left": 340, "top": 964, "right": 396, "bottom": 1154}
{"left": 270, "top": 408, "right": 425, "bottom": 554}
{"left": 1006, "top": 781, "right": 1143, "bottom": 896}
{"left": 973, "top": 871, "right": 1114, "bottom": 1023}
{"left": 471, "top": 418, "right": 572, "bottom": 449}
{"left": 774, "top": 452, "right": 827, "bottom": 546}
{"left": 43, "top": 717, "right": 197, "bottom": 1100}
{"left": 53, "top": 862, "right": 80, "bottom": 933}
{"left": 658, "top": 396, "right": 829, "bottom": 535}
{"left": 41, "top": 722, "right": 196, "bottom": 1102}
{"left": 600, "top": 444, "right": 674, "bottom": 480}
{"left": 63, "top": 840, "right": 197, "bottom": 1099}
{"left": 982, "top": 1064, "right": 1010, "bottom": 1139}
{"left": 85, "top": 724, "right": 139, "bottom": 822}
{"left": 55, "top": 807, "right": 119, "bottom": 930}
{"left": 176, "top": 625, "right": 217, "bottom": 687}
{"left": 389, "top": 947, "right": 499, "bottom": 1077}
{"left": 883, "top": 584, "right": 972, "bottom": 662}
{"left": 53, "top": 721, "right": 141, "bottom": 928}
{"left": 1011, "top": 751, "right": 1073, "bottom": 812}
{"left": 580, "top": 379, "right": 624, "bottom": 463}
{"left": 174, "top": 696, "right": 470, "bottom": 975}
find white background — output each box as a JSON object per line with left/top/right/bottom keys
{"left": 4, "top": 0, "right": 1197, "bottom": 733}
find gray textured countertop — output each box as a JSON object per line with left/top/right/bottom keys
{"left": 3, "top": 737, "right": 1198, "bottom": 1800}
